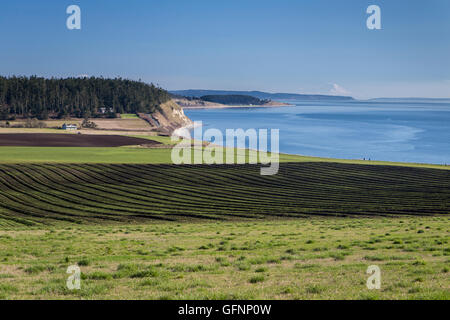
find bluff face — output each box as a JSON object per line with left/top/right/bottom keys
{"left": 138, "top": 100, "right": 192, "bottom": 135}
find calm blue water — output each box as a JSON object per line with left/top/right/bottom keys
{"left": 184, "top": 100, "right": 450, "bottom": 165}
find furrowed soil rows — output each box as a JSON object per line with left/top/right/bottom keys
{"left": 0, "top": 162, "right": 449, "bottom": 226}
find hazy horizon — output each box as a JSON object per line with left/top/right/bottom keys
{"left": 169, "top": 88, "right": 450, "bottom": 100}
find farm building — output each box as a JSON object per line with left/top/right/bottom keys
{"left": 99, "top": 107, "right": 114, "bottom": 114}
{"left": 62, "top": 123, "right": 78, "bottom": 130}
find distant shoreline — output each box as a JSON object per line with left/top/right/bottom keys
{"left": 182, "top": 102, "right": 292, "bottom": 110}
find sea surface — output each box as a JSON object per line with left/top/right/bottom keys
{"left": 184, "top": 99, "right": 450, "bottom": 165}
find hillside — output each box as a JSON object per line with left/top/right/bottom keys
{"left": 0, "top": 162, "right": 448, "bottom": 226}
{"left": 138, "top": 100, "right": 192, "bottom": 135}
{"left": 171, "top": 89, "right": 355, "bottom": 101}
{"left": 0, "top": 76, "right": 171, "bottom": 120}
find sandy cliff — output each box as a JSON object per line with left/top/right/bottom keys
{"left": 138, "top": 100, "right": 193, "bottom": 135}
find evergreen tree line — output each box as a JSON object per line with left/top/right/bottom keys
{"left": 0, "top": 76, "right": 170, "bottom": 120}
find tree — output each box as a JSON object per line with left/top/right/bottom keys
{"left": 0, "top": 76, "right": 170, "bottom": 118}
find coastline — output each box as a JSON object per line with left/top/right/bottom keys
{"left": 172, "top": 122, "right": 202, "bottom": 138}
{"left": 182, "top": 103, "right": 292, "bottom": 110}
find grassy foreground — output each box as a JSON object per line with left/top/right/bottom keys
{"left": 0, "top": 217, "right": 448, "bottom": 300}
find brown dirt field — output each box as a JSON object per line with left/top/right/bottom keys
{"left": 0, "top": 134, "right": 162, "bottom": 147}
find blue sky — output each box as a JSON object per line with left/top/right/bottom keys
{"left": 0, "top": 0, "right": 449, "bottom": 98}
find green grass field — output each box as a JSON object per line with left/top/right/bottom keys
{"left": 120, "top": 114, "right": 139, "bottom": 119}
{"left": 0, "top": 217, "right": 448, "bottom": 299}
{"left": 0, "top": 146, "right": 304, "bottom": 164}
{"left": 0, "top": 145, "right": 448, "bottom": 171}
